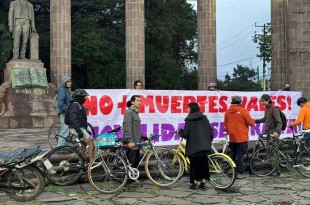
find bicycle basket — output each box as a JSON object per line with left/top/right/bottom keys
{"left": 94, "top": 133, "right": 117, "bottom": 148}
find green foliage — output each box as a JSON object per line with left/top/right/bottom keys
{"left": 0, "top": 0, "right": 197, "bottom": 89}
{"left": 253, "top": 23, "right": 271, "bottom": 69}
{"left": 218, "top": 64, "right": 260, "bottom": 91}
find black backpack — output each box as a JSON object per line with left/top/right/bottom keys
{"left": 270, "top": 106, "right": 287, "bottom": 131}
{"left": 64, "top": 102, "right": 81, "bottom": 125}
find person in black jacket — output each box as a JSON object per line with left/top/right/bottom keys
{"left": 68, "top": 89, "right": 94, "bottom": 163}
{"left": 179, "top": 102, "right": 214, "bottom": 190}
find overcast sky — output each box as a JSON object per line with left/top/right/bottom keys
{"left": 187, "top": 0, "right": 271, "bottom": 80}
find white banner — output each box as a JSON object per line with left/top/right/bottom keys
{"left": 84, "top": 90, "right": 302, "bottom": 146}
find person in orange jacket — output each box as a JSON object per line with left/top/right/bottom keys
{"left": 224, "top": 96, "right": 255, "bottom": 178}
{"left": 290, "top": 97, "right": 310, "bottom": 155}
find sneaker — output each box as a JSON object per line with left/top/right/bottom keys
{"left": 189, "top": 184, "right": 198, "bottom": 190}
{"left": 199, "top": 182, "right": 207, "bottom": 191}
{"left": 236, "top": 173, "right": 247, "bottom": 179}
{"left": 127, "top": 179, "right": 140, "bottom": 187}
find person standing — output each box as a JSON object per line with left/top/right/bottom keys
{"left": 68, "top": 89, "right": 94, "bottom": 163}
{"left": 123, "top": 95, "right": 142, "bottom": 168}
{"left": 289, "top": 97, "right": 310, "bottom": 155}
{"left": 224, "top": 96, "right": 255, "bottom": 178}
{"left": 208, "top": 82, "right": 217, "bottom": 91}
{"left": 255, "top": 94, "right": 283, "bottom": 176}
{"left": 133, "top": 80, "right": 143, "bottom": 89}
{"left": 56, "top": 76, "right": 72, "bottom": 147}
{"left": 179, "top": 102, "right": 214, "bottom": 190}
{"left": 8, "top": 0, "right": 36, "bottom": 59}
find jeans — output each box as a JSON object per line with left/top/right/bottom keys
{"left": 57, "top": 114, "right": 70, "bottom": 147}
{"left": 304, "top": 132, "right": 310, "bottom": 156}
{"left": 229, "top": 142, "right": 247, "bottom": 174}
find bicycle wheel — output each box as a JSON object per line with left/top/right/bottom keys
{"left": 45, "top": 146, "right": 85, "bottom": 185}
{"left": 250, "top": 146, "right": 278, "bottom": 177}
{"left": 3, "top": 166, "right": 45, "bottom": 202}
{"left": 88, "top": 152, "right": 128, "bottom": 194}
{"left": 296, "top": 149, "right": 310, "bottom": 178}
{"left": 208, "top": 153, "right": 236, "bottom": 190}
{"left": 48, "top": 122, "right": 61, "bottom": 148}
{"left": 145, "top": 148, "right": 183, "bottom": 187}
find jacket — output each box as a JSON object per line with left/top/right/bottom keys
{"left": 56, "top": 76, "right": 72, "bottom": 115}
{"left": 8, "top": 0, "right": 36, "bottom": 33}
{"left": 224, "top": 104, "right": 255, "bottom": 143}
{"left": 182, "top": 111, "right": 214, "bottom": 157}
{"left": 68, "top": 101, "right": 87, "bottom": 130}
{"left": 290, "top": 102, "right": 310, "bottom": 129}
{"left": 255, "top": 103, "right": 282, "bottom": 134}
{"left": 122, "top": 106, "right": 141, "bottom": 144}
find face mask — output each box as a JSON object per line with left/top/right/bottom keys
{"left": 284, "top": 87, "right": 291, "bottom": 91}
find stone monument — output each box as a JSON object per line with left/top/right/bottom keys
{"left": 0, "top": 0, "right": 56, "bottom": 128}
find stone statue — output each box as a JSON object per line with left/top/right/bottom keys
{"left": 8, "top": 0, "right": 36, "bottom": 60}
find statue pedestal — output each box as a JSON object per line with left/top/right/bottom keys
{"left": 0, "top": 60, "right": 58, "bottom": 128}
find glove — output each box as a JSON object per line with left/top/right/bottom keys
{"left": 178, "top": 129, "right": 184, "bottom": 138}
{"left": 77, "top": 129, "right": 83, "bottom": 139}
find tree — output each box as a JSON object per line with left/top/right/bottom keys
{"left": 218, "top": 64, "right": 259, "bottom": 91}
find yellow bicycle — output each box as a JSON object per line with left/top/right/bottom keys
{"left": 174, "top": 138, "right": 236, "bottom": 190}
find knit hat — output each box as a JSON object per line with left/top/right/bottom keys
{"left": 231, "top": 96, "right": 242, "bottom": 104}
{"left": 261, "top": 94, "right": 270, "bottom": 101}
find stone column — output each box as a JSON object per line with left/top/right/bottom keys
{"left": 271, "top": 0, "right": 288, "bottom": 90}
{"left": 50, "top": 0, "right": 71, "bottom": 87}
{"left": 197, "top": 0, "right": 216, "bottom": 90}
{"left": 125, "top": 0, "right": 145, "bottom": 89}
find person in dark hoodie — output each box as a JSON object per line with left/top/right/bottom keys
{"left": 224, "top": 96, "right": 255, "bottom": 178}
{"left": 68, "top": 89, "right": 94, "bottom": 163}
{"left": 179, "top": 102, "right": 214, "bottom": 190}
{"left": 56, "top": 76, "right": 72, "bottom": 147}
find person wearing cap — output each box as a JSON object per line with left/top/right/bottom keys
{"left": 289, "top": 97, "right": 310, "bottom": 155}
{"left": 224, "top": 96, "right": 255, "bottom": 178}
{"left": 55, "top": 76, "right": 72, "bottom": 147}
{"left": 255, "top": 94, "right": 283, "bottom": 175}
{"left": 208, "top": 82, "right": 217, "bottom": 91}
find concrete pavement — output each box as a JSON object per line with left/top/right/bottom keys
{"left": 0, "top": 128, "right": 310, "bottom": 204}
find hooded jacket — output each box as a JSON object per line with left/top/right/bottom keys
{"left": 290, "top": 102, "right": 310, "bottom": 129}
{"left": 56, "top": 76, "right": 72, "bottom": 115}
{"left": 182, "top": 111, "right": 214, "bottom": 157}
{"left": 224, "top": 104, "right": 255, "bottom": 143}
{"left": 68, "top": 98, "right": 87, "bottom": 131}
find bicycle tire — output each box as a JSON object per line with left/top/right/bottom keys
{"left": 45, "top": 146, "right": 85, "bottom": 185}
{"left": 296, "top": 149, "right": 310, "bottom": 178}
{"left": 208, "top": 153, "right": 236, "bottom": 190}
{"left": 250, "top": 146, "right": 278, "bottom": 177}
{"left": 88, "top": 152, "right": 128, "bottom": 194}
{"left": 48, "top": 122, "right": 61, "bottom": 148}
{"left": 3, "top": 166, "right": 45, "bottom": 202}
{"left": 144, "top": 148, "right": 183, "bottom": 187}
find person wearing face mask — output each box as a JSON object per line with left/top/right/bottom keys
{"left": 68, "top": 89, "right": 94, "bottom": 163}
{"left": 283, "top": 83, "right": 291, "bottom": 91}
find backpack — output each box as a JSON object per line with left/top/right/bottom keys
{"left": 270, "top": 106, "right": 287, "bottom": 131}
{"left": 64, "top": 102, "right": 82, "bottom": 125}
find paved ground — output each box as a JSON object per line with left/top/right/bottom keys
{"left": 0, "top": 128, "right": 310, "bottom": 205}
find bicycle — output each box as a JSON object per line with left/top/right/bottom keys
{"left": 250, "top": 130, "right": 310, "bottom": 177}
{"left": 174, "top": 138, "right": 236, "bottom": 190}
{"left": 44, "top": 126, "right": 98, "bottom": 185}
{"left": 87, "top": 133, "right": 184, "bottom": 194}
{"left": 48, "top": 121, "right": 95, "bottom": 148}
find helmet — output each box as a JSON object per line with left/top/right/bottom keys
{"left": 72, "top": 89, "right": 89, "bottom": 99}
{"left": 208, "top": 82, "right": 217, "bottom": 88}
{"left": 297, "top": 97, "right": 307, "bottom": 106}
